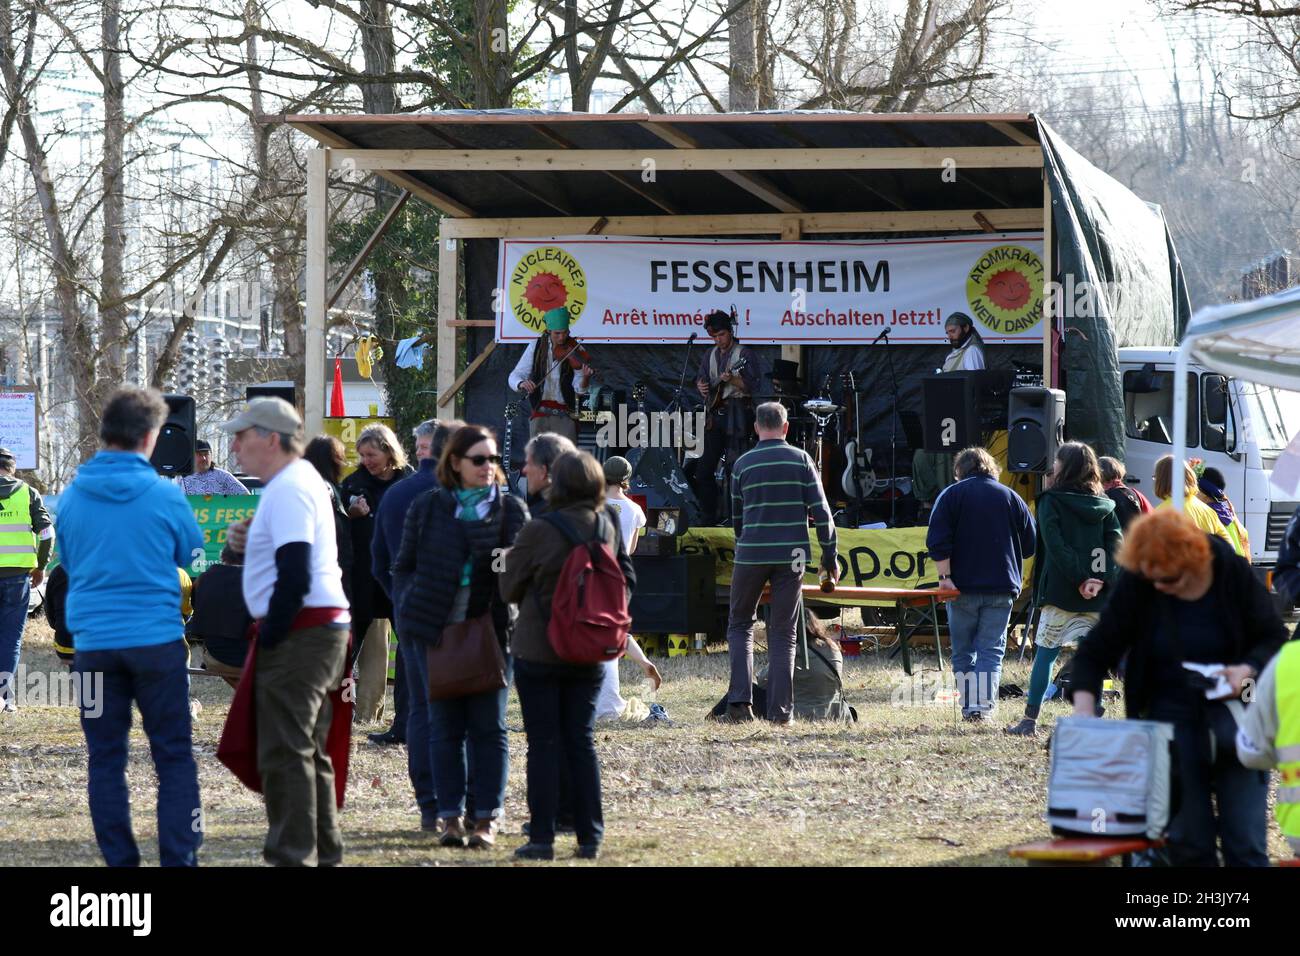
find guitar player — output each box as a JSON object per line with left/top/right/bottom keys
{"left": 689, "top": 309, "right": 762, "bottom": 525}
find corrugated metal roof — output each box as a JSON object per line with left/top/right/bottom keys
{"left": 278, "top": 109, "right": 1043, "bottom": 220}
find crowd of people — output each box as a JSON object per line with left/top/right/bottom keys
{"left": 928, "top": 437, "right": 1300, "bottom": 865}
{"left": 21, "top": 387, "right": 667, "bottom": 866}
{"left": 3, "top": 380, "right": 1299, "bottom": 869}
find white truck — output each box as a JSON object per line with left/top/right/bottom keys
{"left": 1119, "top": 346, "right": 1300, "bottom": 569}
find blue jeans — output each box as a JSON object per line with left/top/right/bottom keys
{"left": 74, "top": 639, "right": 201, "bottom": 866}
{"left": 399, "top": 633, "right": 439, "bottom": 826}
{"left": 427, "top": 657, "right": 510, "bottom": 822}
{"left": 514, "top": 658, "right": 604, "bottom": 847}
{"left": 946, "top": 592, "right": 1013, "bottom": 716}
{"left": 0, "top": 574, "right": 30, "bottom": 705}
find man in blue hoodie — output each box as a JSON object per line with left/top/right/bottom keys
{"left": 57, "top": 387, "right": 205, "bottom": 866}
{"left": 926, "top": 446, "right": 1036, "bottom": 721}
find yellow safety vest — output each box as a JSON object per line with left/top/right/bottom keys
{"left": 0, "top": 484, "right": 36, "bottom": 570}
{"left": 1276, "top": 642, "right": 1300, "bottom": 841}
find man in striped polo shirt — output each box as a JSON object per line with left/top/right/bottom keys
{"left": 723, "top": 402, "right": 838, "bottom": 723}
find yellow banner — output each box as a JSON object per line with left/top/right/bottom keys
{"left": 321, "top": 416, "right": 397, "bottom": 478}
{"left": 678, "top": 525, "right": 936, "bottom": 606}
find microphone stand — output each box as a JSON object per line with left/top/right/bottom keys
{"left": 668, "top": 333, "right": 699, "bottom": 467}
{"left": 882, "top": 329, "right": 900, "bottom": 527}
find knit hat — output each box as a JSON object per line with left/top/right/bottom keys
{"left": 603, "top": 456, "right": 632, "bottom": 485}
{"left": 543, "top": 306, "right": 572, "bottom": 331}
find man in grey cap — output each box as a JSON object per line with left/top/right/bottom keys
{"left": 222, "top": 397, "right": 352, "bottom": 866}
{"left": 0, "top": 446, "right": 54, "bottom": 712}
{"left": 180, "top": 438, "right": 248, "bottom": 496}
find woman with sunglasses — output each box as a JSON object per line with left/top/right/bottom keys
{"left": 1068, "top": 508, "right": 1287, "bottom": 866}
{"left": 392, "top": 424, "right": 528, "bottom": 849}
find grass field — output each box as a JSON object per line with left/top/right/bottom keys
{"left": 2, "top": 616, "right": 1292, "bottom": 866}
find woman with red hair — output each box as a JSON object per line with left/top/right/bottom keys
{"left": 1069, "top": 508, "right": 1288, "bottom": 866}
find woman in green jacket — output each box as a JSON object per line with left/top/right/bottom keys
{"left": 1005, "top": 442, "right": 1122, "bottom": 737}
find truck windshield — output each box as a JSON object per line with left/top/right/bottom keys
{"left": 1239, "top": 382, "right": 1300, "bottom": 458}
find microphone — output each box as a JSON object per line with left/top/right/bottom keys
{"left": 870, "top": 327, "right": 891, "bottom": 345}
{"left": 686, "top": 332, "right": 698, "bottom": 344}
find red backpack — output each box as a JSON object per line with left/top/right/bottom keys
{"left": 540, "top": 511, "right": 631, "bottom": 664}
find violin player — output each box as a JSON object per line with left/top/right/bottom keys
{"left": 508, "top": 306, "right": 595, "bottom": 442}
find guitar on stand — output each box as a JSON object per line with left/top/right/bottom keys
{"left": 501, "top": 399, "right": 526, "bottom": 497}
{"left": 837, "top": 371, "right": 875, "bottom": 526}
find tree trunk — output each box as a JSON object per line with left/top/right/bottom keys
{"left": 728, "top": 0, "right": 758, "bottom": 110}
{"left": 474, "top": 0, "right": 511, "bottom": 108}
{"left": 100, "top": 0, "right": 127, "bottom": 398}
{"left": 0, "top": 0, "right": 96, "bottom": 459}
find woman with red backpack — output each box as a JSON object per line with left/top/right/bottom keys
{"left": 500, "top": 450, "right": 631, "bottom": 861}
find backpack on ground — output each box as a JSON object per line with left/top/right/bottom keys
{"left": 540, "top": 511, "right": 631, "bottom": 664}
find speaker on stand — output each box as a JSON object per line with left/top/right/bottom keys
{"left": 246, "top": 382, "right": 297, "bottom": 407}
{"left": 150, "top": 394, "right": 196, "bottom": 477}
{"left": 1007, "top": 387, "right": 1066, "bottom": 472}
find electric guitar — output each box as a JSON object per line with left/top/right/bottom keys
{"left": 502, "top": 399, "right": 518, "bottom": 483}
{"left": 839, "top": 371, "right": 876, "bottom": 501}
{"left": 704, "top": 356, "right": 749, "bottom": 431}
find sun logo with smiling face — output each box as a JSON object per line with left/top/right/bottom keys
{"left": 524, "top": 272, "right": 568, "bottom": 313}
{"left": 966, "top": 244, "right": 1043, "bottom": 336}
{"left": 508, "top": 246, "right": 588, "bottom": 334}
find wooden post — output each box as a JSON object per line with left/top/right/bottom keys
{"left": 437, "top": 229, "right": 459, "bottom": 422}
{"left": 781, "top": 217, "right": 802, "bottom": 371}
{"left": 305, "top": 148, "right": 328, "bottom": 434}
{"left": 1042, "top": 175, "right": 1054, "bottom": 388}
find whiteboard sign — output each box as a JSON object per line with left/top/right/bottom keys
{"left": 0, "top": 389, "right": 38, "bottom": 470}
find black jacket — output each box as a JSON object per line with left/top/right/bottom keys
{"left": 1275, "top": 505, "right": 1300, "bottom": 606}
{"left": 1070, "top": 534, "right": 1289, "bottom": 719}
{"left": 392, "top": 486, "right": 529, "bottom": 648}
{"left": 340, "top": 465, "right": 412, "bottom": 619}
{"left": 1104, "top": 484, "right": 1145, "bottom": 532}
{"left": 186, "top": 564, "right": 254, "bottom": 667}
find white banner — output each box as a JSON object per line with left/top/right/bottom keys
{"left": 496, "top": 233, "right": 1045, "bottom": 345}
{"left": 0, "top": 389, "right": 37, "bottom": 470}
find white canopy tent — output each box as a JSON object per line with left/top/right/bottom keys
{"left": 1172, "top": 285, "right": 1300, "bottom": 511}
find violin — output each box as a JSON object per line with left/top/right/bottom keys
{"left": 553, "top": 338, "right": 594, "bottom": 372}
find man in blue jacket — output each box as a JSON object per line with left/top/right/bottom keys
{"left": 57, "top": 387, "right": 205, "bottom": 866}
{"left": 926, "top": 446, "right": 1036, "bottom": 721}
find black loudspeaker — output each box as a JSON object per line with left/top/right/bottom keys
{"left": 1007, "top": 387, "right": 1066, "bottom": 472}
{"left": 921, "top": 370, "right": 1016, "bottom": 452}
{"left": 246, "top": 383, "right": 296, "bottom": 406}
{"left": 628, "top": 553, "right": 716, "bottom": 633}
{"left": 626, "top": 445, "right": 704, "bottom": 529}
{"left": 921, "top": 373, "right": 982, "bottom": 452}
{"left": 151, "top": 394, "right": 196, "bottom": 476}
